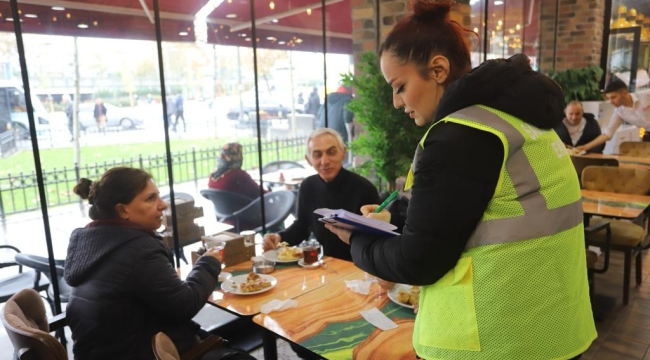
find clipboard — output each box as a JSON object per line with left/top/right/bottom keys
{"left": 314, "top": 208, "right": 399, "bottom": 237}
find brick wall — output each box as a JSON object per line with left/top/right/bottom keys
{"left": 351, "top": 0, "right": 471, "bottom": 64}
{"left": 539, "top": 0, "right": 605, "bottom": 73}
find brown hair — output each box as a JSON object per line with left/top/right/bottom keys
{"left": 379, "top": 0, "right": 473, "bottom": 86}
{"left": 73, "top": 167, "right": 152, "bottom": 220}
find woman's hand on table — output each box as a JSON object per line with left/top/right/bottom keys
{"left": 360, "top": 205, "right": 391, "bottom": 223}
{"left": 263, "top": 233, "right": 281, "bottom": 251}
{"left": 324, "top": 224, "right": 352, "bottom": 244}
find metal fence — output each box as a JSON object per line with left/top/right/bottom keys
{"left": 0, "top": 136, "right": 306, "bottom": 219}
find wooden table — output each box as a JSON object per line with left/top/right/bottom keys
{"left": 581, "top": 189, "right": 650, "bottom": 219}
{"left": 252, "top": 267, "right": 417, "bottom": 359}
{"left": 584, "top": 153, "right": 650, "bottom": 170}
{"left": 209, "top": 257, "right": 357, "bottom": 316}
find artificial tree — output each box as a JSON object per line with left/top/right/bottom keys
{"left": 341, "top": 51, "right": 424, "bottom": 191}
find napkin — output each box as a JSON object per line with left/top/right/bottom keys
{"left": 360, "top": 307, "right": 398, "bottom": 330}
{"left": 260, "top": 299, "right": 298, "bottom": 314}
{"left": 345, "top": 279, "right": 371, "bottom": 295}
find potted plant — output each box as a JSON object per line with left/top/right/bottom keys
{"left": 340, "top": 51, "right": 424, "bottom": 191}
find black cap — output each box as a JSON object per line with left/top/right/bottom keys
{"left": 603, "top": 78, "right": 627, "bottom": 93}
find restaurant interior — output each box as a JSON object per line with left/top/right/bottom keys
{"left": 2, "top": 0, "right": 650, "bottom": 359}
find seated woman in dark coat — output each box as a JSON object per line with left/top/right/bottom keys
{"left": 208, "top": 143, "right": 261, "bottom": 199}
{"left": 554, "top": 100, "right": 605, "bottom": 154}
{"left": 64, "top": 167, "right": 223, "bottom": 360}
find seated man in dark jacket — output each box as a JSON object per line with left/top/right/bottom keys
{"left": 64, "top": 167, "right": 250, "bottom": 360}
{"left": 262, "top": 128, "right": 379, "bottom": 261}
{"left": 554, "top": 100, "right": 605, "bottom": 154}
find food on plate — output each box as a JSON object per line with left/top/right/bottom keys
{"left": 239, "top": 272, "right": 272, "bottom": 293}
{"left": 276, "top": 241, "right": 303, "bottom": 261}
{"left": 397, "top": 286, "right": 420, "bottom": 307}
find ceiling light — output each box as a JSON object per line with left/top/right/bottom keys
{"left": 226, "top": 14, "right": 236, "bottom": 18}
{"left": 278, "top": 41, "right": 285, "bottom": 45}
{"left": 306, "top": 8, "right": 312, "bottom": 15}
{"left": 66, "top": 13, "right": 71, "bottom": 19}
{"left": 245, "top": 38, "right": 251, "bottom": 41}
{"left": 272, "top": 19, "right": 278, "bottom": 23}
{"left": 516, "top": 24, "right": 521, "bottom": 30}
{"left": 266, "top": 36, "right": 276, "bottom": 41}
{"left": 269, "top": 1, "right": 275, "bottom": 10}
{"left": 179, "top": 31, "right": 188, "bottom": 36}
{"left": 295, "top": 38, "right": 303, "bottom": 43}
{"left": 52, "top": 6, "right": 65, "bottom": 11}
{"left": 6, "top": 18, "right": 13, "bottom": 21}
{"left": 497, "top": 20, "right": 502, "bottom": 26}
{"left": 77, "top": 23, "right": 88, "bottom": 28}
{"left": 93, "top": 20, "right": 98, "bottom": 26}
{"left": 52, "top": 16, "right": 57, "bottom": 22}
{"left": 25, "top": 14, "right": 37, "bottom": 18}
{"left": 473, "top": 27, "right": 478, "bottom": 33}
{"left": 494, "top": 0, "right": 503, "bottom": 4}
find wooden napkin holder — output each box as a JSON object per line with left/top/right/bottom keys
{"left": 201, "top": 232, "right": 255, "bottom": 267}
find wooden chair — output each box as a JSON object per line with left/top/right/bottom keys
{"left": 582, "top": 166, "right": 650, "bottom": 305}
{"left": 1, "top": 288, "right": 68, "bottom": 360}
{"left": 619, "top": 141, "right": 650, "bottom": 157}
{"left": 152, "top": 332, "right": 224, "bottom": 360}
{"left": 570, "top": 155, "right": 618, "bottom": 187}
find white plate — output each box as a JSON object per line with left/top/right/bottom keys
{"left": 221, "top": 274, "right": 277, "bottom": 295}
{"left": 218, "top": 271, "right": 232, "bottom": 283}
{"left": 298, "top": 259, "right": 321, "bottom": 268}
{"left": 387, "top": 284, "right": 417, "bottom": 309}
{"left": 263, "top": 249, "right": 302, "bottom": 263}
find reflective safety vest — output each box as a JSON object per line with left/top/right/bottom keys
{"left": 408, "top": 105, "right": 596, "bottom": 360}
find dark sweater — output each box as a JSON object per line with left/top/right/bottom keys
{"left": 554, "top": 113, "right": 605, "bottom": 153}
{"left": 279, "top": 168, "right": 379, "bottom": 260}
{"left": 64, "top": 220, "right": 221, "bottom": 360}
{"left": 349, "top": 54, "right": 565, "bottom": 285}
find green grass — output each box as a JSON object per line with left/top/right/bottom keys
{"left": 0, "top": 138, "right": 234, "bottom": 176}
{"left": 0, "top": 135, "right": 307, "bottom": 215}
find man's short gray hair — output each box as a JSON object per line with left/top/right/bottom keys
{"left": 305, "top": 128, "right": 346, "bottom": 157}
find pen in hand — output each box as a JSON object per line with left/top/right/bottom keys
{"left": 374, "top": 190, "right": 399, "bottom": 213}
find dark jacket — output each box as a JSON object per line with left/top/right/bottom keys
{"left": 93, "top": 103, "right": 106, "bottom": 119}
{"left": 317, "top": 92, "right": 354, "bottom": 143}
{"left": 64, "top": 220, "right": 221, "bottom": 360}
{"left": 349, "top": 54, "right": 565, "bottom": 285}
{"left": 305, "top": 91, "right": 321, "bottom": 116}
{"left": 279, "top": 168, "right": 379, "bottom": 260}
{"left": 554, "top": 112, "right": 605, "bottom": 153}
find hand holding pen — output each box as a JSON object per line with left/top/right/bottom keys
{"left": 360, "top": 190, "right": 399, "bottom": 223}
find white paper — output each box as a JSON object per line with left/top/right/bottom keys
{"left": 314, "top": 208, "right": 397, "bottom": 231}
{"left": 360, "top": 307, "right": 398, "bottom": 330}
{"left": 345, "top": 279, "right": 371, "bottom": 295}
{"left": 260, "top": 299, "right": 298, "bottom": 314}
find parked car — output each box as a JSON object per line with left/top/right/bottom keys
{"left": 226, "top": 92, "right": 303, "bottom": 121}
{"left": 0, "top": 81, "right": 51, "bottom": 140}
{"left": 77, "top": 103, "right": 143, "bottom": 130}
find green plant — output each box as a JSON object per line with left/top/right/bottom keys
{"left": 547, "top": 65, "right": 604, "bottom": 104}
{"left": 341, "top": 51, "right": 424, "bottom": 191}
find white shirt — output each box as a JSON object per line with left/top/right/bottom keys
{"left": 563, "top": 117, "right": 586, "bottom": 146}
{"left": 602, "top": 89, "right": 650, "bottom": 138}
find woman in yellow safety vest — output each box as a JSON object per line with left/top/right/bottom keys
{"left": 325, "top": 0, "right": 596, "bottom": 359}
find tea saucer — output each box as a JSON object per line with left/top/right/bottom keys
{"left": 298, "top": 259, "right": 321, "bottom": 268}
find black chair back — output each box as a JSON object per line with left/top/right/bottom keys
{"left": 199, "top": 189, "right": 254, "bottom": 223}
{"left": 232, "top": 191, "right": 296, "bottom": 233}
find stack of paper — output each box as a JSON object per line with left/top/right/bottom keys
{"left": 314, "top": 208, "right": 399, "bottom": 237}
